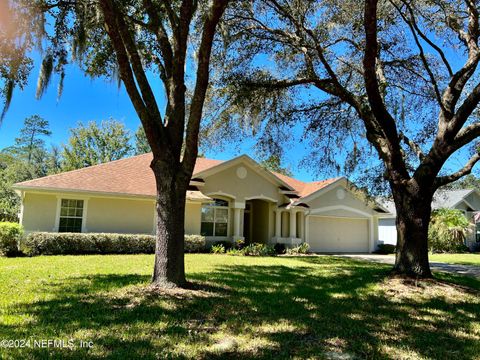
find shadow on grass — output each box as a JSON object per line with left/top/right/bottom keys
{"left": 1, "top": 256, "right": 479, "bottom": 359}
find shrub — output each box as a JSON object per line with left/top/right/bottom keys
{"left": 21, "top": 232, "right": 205, "bottom": 256}
{"left": 223, "top": 243, "right": 275, "bottom": 256}
{"left": 211, "top": 244, "right": 225, "bottom": 254}
{"left": 184, "top": 235, "right": 206, "bottom": 253}
{"left": 374, "top": 244, "right": 396, "bottom": 254}
{"left": 428, "top": 209, "right": 473, "bottom": 253}
{"left": 226, "top": 248, "right": 243, "bottom": 256}
{"left": 212, "top": 240, "right": 233, "bottom": 250}
{"left": 274, "top": 243, "right": 286, "bottom": 255}
{"left": 287, "top": 243, "right": 310, "bottom": 255}
{"left": 242, "top": 243, "right": 276, "bottom": 256}
{"left": 0, "top": 222, "right": 23, "bottom": 256}
{"left": 234, "top": 238, "right": 245, "bottom": 249}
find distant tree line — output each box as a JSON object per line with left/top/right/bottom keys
{"left": 0, "top": 115, "right": 150, "bottom": 221}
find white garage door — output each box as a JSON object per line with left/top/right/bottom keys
{"left": 308, "top": 216, "right": 369, "bottom": 252}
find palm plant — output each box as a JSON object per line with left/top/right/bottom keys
{"left": 428, "top": 209, "right": 473, "bottom": 253}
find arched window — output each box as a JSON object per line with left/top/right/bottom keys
{"left": 201, "top": 198, "right": 229, "bottom": 237}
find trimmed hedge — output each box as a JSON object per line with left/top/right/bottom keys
{"left": 0, "top": 222, "right": 23, "bottom": 256}
{"left": 184, "top": 235, "right": 206, "bottom": 253}
{"left": 374, "top": 244, "right": 396, "bottom": 254}
{"left": 22, "top": 232, "right": 207, "bottom": 256}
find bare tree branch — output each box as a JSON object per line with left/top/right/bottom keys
{"left": 435, "top": 152, "right": 480, "bottom": 187}
{"left": 452, "top": 121, "right": 480, "bottom": 149}
{"left": 399, "top": 131, "right": 425, "bottom": 161}
{"left": 399, "top": 0, "right": 453, "bottom": 77}
{"left": 448, "top": 81, "right": 480, "bottom": 139}
{"left": 391, "top": 0, "right": 445, "bottom": 109}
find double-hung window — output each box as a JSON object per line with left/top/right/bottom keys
{"left": 201, "top": 199, "right": 229, "bottom": 237}
{"left": 59, "top": 199, "right": 84, "bottom": 233}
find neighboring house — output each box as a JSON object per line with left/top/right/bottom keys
{"left": 14, "top": 153, "right": 390, "bottom": 253}
{"left": 378, "top": 189, "right": 480, "bottom": 249}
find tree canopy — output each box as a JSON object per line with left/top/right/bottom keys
{"left": 134, "top": 126, "right": 151, "bottom": 155}
{"left": 62, "top": 119, "right": 133, "bottom": 170}
{"left": 12, "top": 115, "right": 51, "bottom": 164}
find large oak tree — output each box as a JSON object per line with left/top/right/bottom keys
{"left": 1, "top": 0, "right": 229, "bottom": 287}
{"left": 213, "top": 0, "right": 480, "bottom": 277}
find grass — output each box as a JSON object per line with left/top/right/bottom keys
{"left": 0, "top": 254, "right": 478, "bottom": 359}
{"left": 429, "top": 253, "right": 480, "bottom": 266}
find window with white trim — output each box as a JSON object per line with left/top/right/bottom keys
{"left": 59, "top": 199, "right": 84, "bottom": 233}
{"left": 201, "top": 198, "right": 229, "bottom": 237}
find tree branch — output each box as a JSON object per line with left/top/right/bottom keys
{"left": 452, "top": 121, "right": 480, "bottom": 150}
{"left": 391, "top": 0, "right": 445, "bottom": 109}
{"left": 399, "top": 0, "right": 453, "bottom": 77}
{"left": 142, "top": 0, "right": 174, "bottom": 78}
{"left": 399, "top": 132, "right": 425, "bottom": 161}
{"left": 441, "top": 1, "right": 480, "bottom": 118}
{"left": 435, "top": 152, "right": 480, "bottom": 187}
{"left": 448, "top": 81, "right": 480, "bottom": 139}
{"left": 113, "top": 5, "right": 163, "bottom": 125}
{"left": 363, "top": 0, "right": 408, "bottom": 179}
{"left": 99, "top": 0, "right": 164, "bottom": 153}
{"left": 183, "top": 0, "right": 229, "bottom": 173}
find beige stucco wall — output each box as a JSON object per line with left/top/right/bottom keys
{"left": 22, "top": 193, "right": 57, "bottom": 232}
{"left": 21, "top": 191, "right": 207, "bottom": 236}
{"left": 185, "top": 202, "right": 202, "bottom": 235}
{"left": 201, "top": 163, "right": 284, "bottom": 203}
{"left": 306, "top": 184, "right": 375, "bottom": 216}
{"left": 87, "top": 197, "right": 154, "bottom": 234}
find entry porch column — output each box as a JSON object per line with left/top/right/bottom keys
{"left": 274, "top": 209, "right": 282, "bottom": 238}
{"left": 289, "top": 209, "right": 297, "bottom": 238}
{"left": 233, "top": 202, "right": 245, "bottom": 240}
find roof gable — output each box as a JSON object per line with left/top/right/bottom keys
{"left": 298, "top": 177, "right": 389, "bottom": 213}
{"left": 194, "top": 155, "right": 295, "bottom": 190}
{"left": 273, "top": 173, "right": 340, "bottom": 199}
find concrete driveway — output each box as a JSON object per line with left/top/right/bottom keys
{"left": 335, "top": 254, "right": 480, "bottom": 279}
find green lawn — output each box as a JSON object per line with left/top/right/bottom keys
{"left": 430, "top": 253, "right": 480, "bottom": 266}
{"left": 0, "top": 255, "right": 479, "bottom": 359}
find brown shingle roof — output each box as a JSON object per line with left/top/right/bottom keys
{"left": 273, "top": 172, "right": 339, "bottom": 198}
{"left": 16, "top": 153, "right": 223, "bottom": 198}
{"left": 15, "top": 153, "right": 338, "bottom": 200}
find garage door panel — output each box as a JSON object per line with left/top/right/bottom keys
{"left": 308, "top": 216, "right": 369, "bottom": 252}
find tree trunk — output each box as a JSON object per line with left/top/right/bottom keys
{"left": 151, "top": 158, "right": 188, "bottom": 288}
{"left": 392, "top": 186, "right": 433, "bottom": 278}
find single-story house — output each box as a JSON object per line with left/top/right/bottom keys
{"left": 14, "top": 153, "right": 390, "bottom": 253}
{"left": 378, "top": 189, "right": 480, "bottom": 249}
